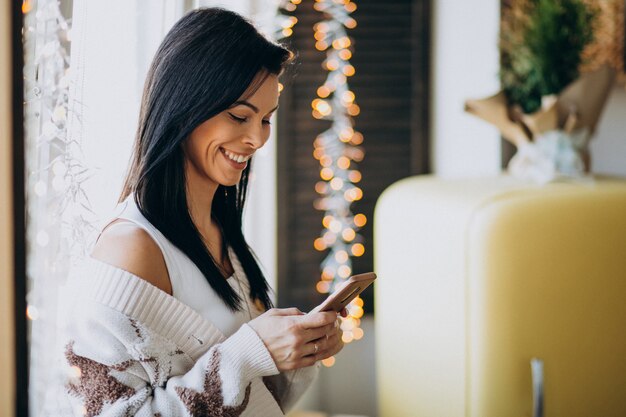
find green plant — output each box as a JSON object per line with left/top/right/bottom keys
{"left": 500, "top": 0, "right": 597, "bottom": 113}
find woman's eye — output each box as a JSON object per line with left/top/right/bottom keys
{"left": 262, "top": 119, "right": 271, "bottom": 126}
{"left": 229, "top": 113, "right": 247, "bottom": 123}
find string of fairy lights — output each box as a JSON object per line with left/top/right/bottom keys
{"left": 277, "top": 0, "right": 366, "bottom": 367}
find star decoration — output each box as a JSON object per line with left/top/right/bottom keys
{"left": 175, "top": 348, "right": 252, "bottom": 417}
{"left": 64, "top": 341, "right": 136, "bottom": 417}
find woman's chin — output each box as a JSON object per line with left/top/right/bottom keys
{"left": 219, "top": 176, "right": 243, "bottom": 188}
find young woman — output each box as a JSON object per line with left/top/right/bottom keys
{"left": 45, "top": 8, "right": 345, "bottom": 416}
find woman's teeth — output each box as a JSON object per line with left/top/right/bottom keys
{"left": 223, "top": 148, "right": 251, "bottom": 163}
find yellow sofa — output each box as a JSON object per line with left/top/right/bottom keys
{"left": 374, "top": 175, "right": 626, "bottom": 417}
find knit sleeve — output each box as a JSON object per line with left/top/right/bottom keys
{"left": 53, "top": 301, "right": 282, "bottom": 417}
{"left": 43, "top": 259, "right": 286, "bottom": 417}
{"left": 262, "top": 363, "right": 321, "bottom": 414}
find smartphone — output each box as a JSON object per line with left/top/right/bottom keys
{"left": 311, "top": 272, "right": 377, "bottom": 313}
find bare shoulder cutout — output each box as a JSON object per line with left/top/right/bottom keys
{"left": 90, "top": 219, "right": 173, "bottom": 296}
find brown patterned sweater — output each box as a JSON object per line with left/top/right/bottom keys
{"left": 41, "top": 257, "right": 319, "bottom": 417}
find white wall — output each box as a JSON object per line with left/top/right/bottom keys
{"left": 430, "top": 0, "right": 502, "bottom": 177}
{"left": 69, "top": 0, "right": 179, "bottom": 229}
{"left": 590, "top": 86, "right": 626, "bottom": 177}
{"left": 430, "top": 0, "right": 626, "bottom": 179}
{"left": 292, "top": 317, "right": 377, "bottom": 417}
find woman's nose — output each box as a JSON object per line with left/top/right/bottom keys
{"left": 243, "top": 127, "right": 267, "bottom": 150}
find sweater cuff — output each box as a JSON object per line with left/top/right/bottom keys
{"left": 219, "top": 323, "right": 280, "bottom": 380}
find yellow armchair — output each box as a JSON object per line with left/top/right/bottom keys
{"left": 374, "top": 175, "right": 626, "bottom": 417}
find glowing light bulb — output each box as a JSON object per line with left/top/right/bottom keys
{"left": 320, "top": 155, "right": 333, "bottom": 167}
{"left": 335, "top": 250, "right": 349, "bottom": 263}
{"left": 313, "top": 148, "right": 325, "bottom": 159}
{"left": 22, "top": 0, "right": 32, "bottom": 14}
{"left": 314, "top": 238, "right": 326, "bottom": 251}
{"left": 313, "top": 197, "right": 328, "bottom": 211}
{"left": 341, "top": 316, "right": 355, "bottom": 330}
{"left": 340, "top": 127, "right": 354, "bottom": 141}
{"left": 322, "top": 356, "right": 336, "bottom": 367}
{"left": 345, "top": 18, "right": 357, "bottom": 29}
{"left": 315, "top": 41, "right": 328, "bottom": 51}
{"left": 348, "top": 104, "right": 361, "bottom": 116}
{"left": 343, "top": 65, "right": 356, "bottom": 77}
{"left": 354, "top": 213, "right": 367, "bottom": 227}
{"left": 330, "top": 177, "right": 344, "bottom": 190}
{"left": 350, "top": 131, "right": 364, "bottom": 145}
{"left": 316, "top": 281, "right": 331, "bottom": 293}
{"left": 353, "top": 307, "right": 364, "bottom": 319}
{"left": 323, "top": 265, "right": 336, "bottom": 277}
{"left": 318, "top": 102, "right": 332, "bottom": 116}
{"left": 339, "top": 49, "right": 352, "bottom": 60}
{"left": 320, "top": 167, "right": 334, "bottom": 180}
{"left": 344, "top": 189, "right": 355, "bottom": 202}
{"left": 351, "top": 243, "right": 365, "bottom": 257}
{"left": 353, "top": 327, "right": 364, "bottom": 340}
{"left": 342, "top": 228, "right": 356, "bottom": 241}
{"left": 282, "top": 28, "right": 293, "bottom": 37}
{"left": 322, "top": 215, "right": 334, "bottom": 228}
{"left": 326, "top": 59, "right": 339, "bottom": 70}
{"left": 351, "top": 148, "right": 365, "bottom": 161}
{"left": 348, "top": 170, "right": 362, "bottom": 183}
{"left": 338, "top": 265, "right": 352, "bottom": 278}
{"left": 317, "top": 86, "right": 331, "bottom": 98}
{"left": 337, "top": 156, "right": 351, "bottom": 169}
{"left": 342, "top": 91, "right": 355, "bottom": 103}
{"left": 329, "top": 219, "right": 342, "bottom": 233}
{"left": 26, "top": 305, "right": 39, "bottom": 320}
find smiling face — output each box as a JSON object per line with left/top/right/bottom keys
{"left": 182, "top": 72, "right": 279, "bottom": 191}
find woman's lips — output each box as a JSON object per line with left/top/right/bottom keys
{"left": 219, "top": 147, "right": 247, "bottom": 170}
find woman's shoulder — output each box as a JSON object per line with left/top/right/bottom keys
{"left": 90, "top": 219, "right": 173, "bottom": 296}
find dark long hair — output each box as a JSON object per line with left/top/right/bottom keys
{"left": 118, "top": 7, "right": 293, "bottom": 311}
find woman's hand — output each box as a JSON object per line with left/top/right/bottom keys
{"left": 248, "top": 307, "right": 345, "bottom": 371}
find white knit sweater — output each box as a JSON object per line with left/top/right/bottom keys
{"left": 42, "top": 256, "right": 319, "bottom": 417}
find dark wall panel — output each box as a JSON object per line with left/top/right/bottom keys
{"left": 277, "top": 0, "right": 429, "bottom": 313}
